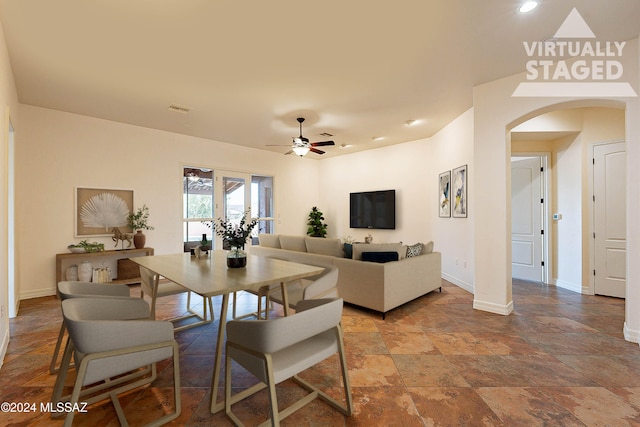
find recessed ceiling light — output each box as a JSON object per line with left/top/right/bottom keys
{"left": 519, "top": 1, "right": 538, "bottom": 13}
{"left": 371, "top": 136, "right": 384, "bottom": 141}
{"left": 340, "top": 144, "right": 352, "bottom": 148}
{"left": 405, "top": 119, "right": 420, "bottom": 127}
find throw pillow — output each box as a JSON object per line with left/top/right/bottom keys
{"left": 362, "top": 251, "right": 399, "bottom": 263}
{"left": 343, "top": 243, "right": 353, "bottom": 259}
{"left": 352, "top": 243, "right": 403, "bottom": 260}
{"left": 406, "top": 243, "right": 423, "bottom": 258}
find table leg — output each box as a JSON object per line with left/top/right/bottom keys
{"left": 210, "top": 293, "right": 230, "bottom": 414}
{"left": 280, "top": 281, "right": 290, "bottom": 316}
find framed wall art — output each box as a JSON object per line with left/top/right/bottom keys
{"left": 75, "top": 187, "right": 134, "bottom": 236}
{"left": 439, "top": 171, "right": 451, "bottom": 218}
{"left": 452, "top": 165, "right": 468, "bottom": 218}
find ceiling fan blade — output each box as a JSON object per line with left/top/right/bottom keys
{"left": 310, "top": 147, "right": 326, "bottom": 155}
{"left": 311, "top": 140, "right": 335, "bottom": 147}
{"left": 284, "top": 150, "right": 294, "bottom": 155}
{"left": 266, "top": 144, "right": 293, "bottom": 147}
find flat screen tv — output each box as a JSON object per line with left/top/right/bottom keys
{"left": 350, "top": 190, "right": 396, "bottom": 229}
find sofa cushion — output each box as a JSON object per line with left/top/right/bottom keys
{"left": 424, "top": 241, "right": 434, "bottom": 254}
{"left": 305, "top": 237, "right": 344, "bottom": 257}
{"left": 258, "top": 233, "right": 281, "bottom": 248}
{"left": 362, "top": 251, "right": 399, "bottom": 263}
{"left": 406, "top": 243, "right": 422, "bottom": 257}
{"left": 352, "top": 243, "right": 404, "bottom": 260}
{"left": 279, "top": 235, "right": 307, "bottom": 252}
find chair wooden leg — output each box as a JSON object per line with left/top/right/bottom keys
{"left": 49, "top": 322, "right": 69, "bottom": 374}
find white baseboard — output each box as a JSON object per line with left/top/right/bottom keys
{"left": 554, "top": 279, "right": 583, "bottom": 293}
{"left": 473, "top": 298, "right": 514, "bottom": 315}
{"left": 441, "top": 273, "right": 474, "bottom": 294}
{"left": 624, "top": 322, "right": 640, "bottom": 344}
{"left": 20, "top": 287, "right": 56, "bottom": 301}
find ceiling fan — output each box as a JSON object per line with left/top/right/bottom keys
{"left": 267, "top": 117, "right": 335, "bottom": 157}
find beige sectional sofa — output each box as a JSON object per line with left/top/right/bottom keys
{"left": 249, "top": 234, "right": 442, "bottom": 318}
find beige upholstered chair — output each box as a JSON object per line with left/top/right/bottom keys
{"left": 233, "top": 265, "right": 338, "bottom": 320}
{"left": 139, "top": 265, "right": 214, "bottom": 331}
{"left": 50, "top": 281, "right": 131, "bottom": 374}
{"left": 225, "top": 298, "right": 352, "bottom": 426}
{"left": 52, "top": 297, "right": 180, "bottom": 427}
{"left": 268, "top": 266, "right": 339, "bottom": 310}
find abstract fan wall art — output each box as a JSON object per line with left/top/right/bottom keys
{"left": 452, "top": 165, "right": 468, "bottom": 218}
{"left": 76, "top": 188, "right": 134, "bottom": 236}
{"left": 439, "top": 171, "right": 451, "bottom": 218}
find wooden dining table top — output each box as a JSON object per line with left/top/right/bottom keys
{"left": 130, "top": 250, "right": 324, "bottom": 296}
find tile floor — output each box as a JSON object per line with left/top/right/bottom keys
{"left": 2, "top": 279, "right": 640, "bottom": 426}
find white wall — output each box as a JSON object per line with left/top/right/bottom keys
{"left": 554, "top": 133, "right": 583, "bottom": 291}
{"left": 318, "top": 108, "right": 475, "bottom": 291}
{"left": 0, "top": 17, "right": 20, "bottom": 366}
{"left": 15, "top": 105, "right": 321, "bottom": 299}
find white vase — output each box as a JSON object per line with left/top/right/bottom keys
{"left": 65, "top": 265, "right": 78, "bottom": 281}
{"left": 78, "top": 261, "right": 92, "bottom": 282}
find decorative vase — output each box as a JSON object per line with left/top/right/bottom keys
{"left": 227, "top": 247, "right": 247, "bottom": 268}
{"left": 133, "top": 230, "right": 146, "bottom": 249}
{"left": 78, "top": 261, "right": 92, "bottom": 282}
{"left": 65, "top": 265, "right": 78, "bottom": 281}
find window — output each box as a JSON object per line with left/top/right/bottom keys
{"left": 183, "top": 167, "right": 213, "bottom": 251}
{"left": 183, "top": 168, "right": 274, "bottom": 249}
{"left": 251, "top": 175, "right": 274, "bottom": 242}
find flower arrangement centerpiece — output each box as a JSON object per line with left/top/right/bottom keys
{"left": 214, "top": 212, "right": 258, "bottom": 268}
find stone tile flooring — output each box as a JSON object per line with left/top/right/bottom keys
{"left": 2, "top": 279, "right": 640, "bottom": 426}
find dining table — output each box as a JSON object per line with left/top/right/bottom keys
{"left": 130, "top": 250, "right": 325, "bottom": 413}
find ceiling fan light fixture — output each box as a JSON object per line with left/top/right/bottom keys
{"left": 292, "top": 146, "right": 310, "bottom": 157}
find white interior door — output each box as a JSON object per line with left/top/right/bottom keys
{"left": 511, "top": 157, "right": 543, "bottom": 282}
{"left": 593, "top": 142, "right": 626, "bottom": 298}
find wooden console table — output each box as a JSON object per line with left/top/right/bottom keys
{"left": 55, "top": 247, "right": 154, "bottom": 285}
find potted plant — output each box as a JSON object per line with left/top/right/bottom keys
{"left": 214, "top": 212, "right": 258, "bottom": 268}
{"left": 127, "top": 204, "right": 154, "bottom": 249}
{"left": 306, "top": 206, "right": 328, "bottom": 238}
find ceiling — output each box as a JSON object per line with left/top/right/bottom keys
{"left": 1, "top": 1, "right": 639, "bottom": 158}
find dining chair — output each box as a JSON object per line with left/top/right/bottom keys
{"left": 139, "top": 265, "right": 214, "bottom": 331}
{"left": 232, "top": 264, "right": 337, "bottom": 320}
{"left": 224, "top": 297, "right": 352, "bottom": 426}
{"left": 52, "top": 297, "right": 181, "bottom": 427}
{"left": 269, "top": 265, "right": 338, "bottom": 309}
{"left": 49, "top": 281, "right": 132, "bottom": 374}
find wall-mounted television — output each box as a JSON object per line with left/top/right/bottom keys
{"left": 349, "top": 189, "right": 396, "bottom": 229}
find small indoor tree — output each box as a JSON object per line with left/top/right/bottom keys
{"left": 306, "top": 206, "right": 328, "bottom": 238}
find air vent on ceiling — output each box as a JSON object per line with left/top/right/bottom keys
{"left": 168, "top": 104, "right": 191, "bottom": 114}
{"left": 319, "top": 132, "right": 333, "bottom": 137}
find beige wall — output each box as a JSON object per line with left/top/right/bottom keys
{"left": 14, "top": 105, "right": 322, "bottom": 299}
{"left": 473, "top": 38, "right": 640, "bottom": 342}
{"left": 318, "top": 108, "right": 474, "bottom": 292}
